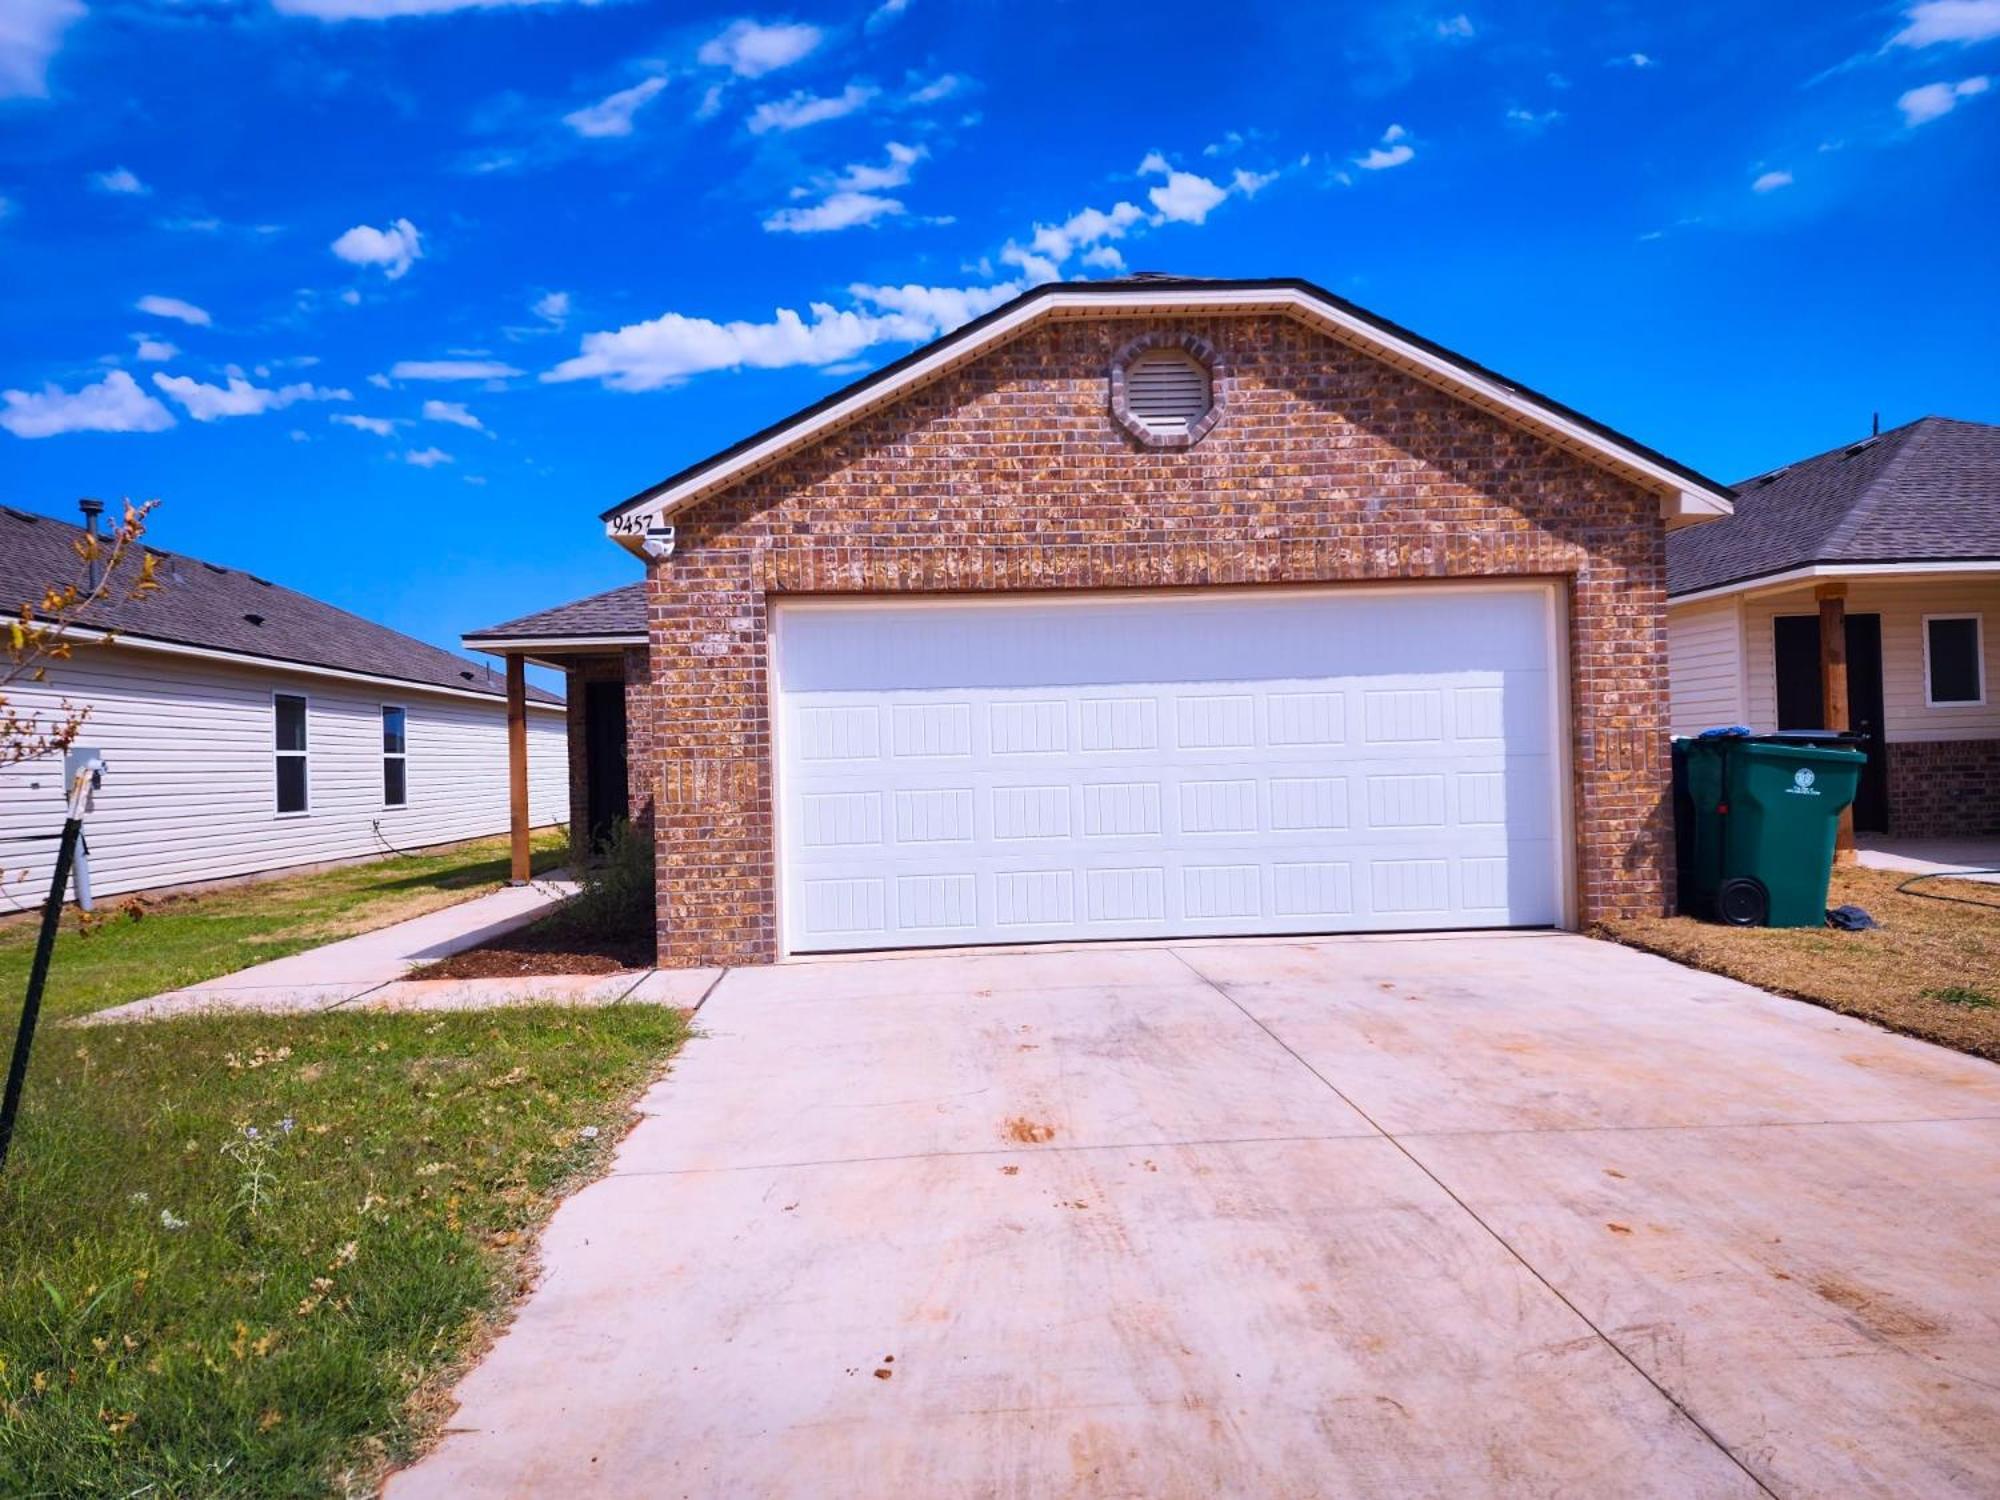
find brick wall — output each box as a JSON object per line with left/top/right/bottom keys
{"left": 641, "top": 312, "right": 1673, "bottom": 967}
{"left": 1887, "top": 739, "right": 2000, "bottom": 838}
{"left": 561, "top": 652, "right": 639, "bottom": 862}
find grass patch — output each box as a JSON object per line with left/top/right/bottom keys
{"left": 0, "top": 1004, "right": 687, "bottom": 1497}
{"left": 1601, "top": 865, "right": 2000, "bottom": 1061}
{"left": 0, "top": 829, "right": 567, "bottom": 1023}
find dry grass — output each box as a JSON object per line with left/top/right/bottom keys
{"left": 1600, "top": 864, "right": 2000, "bottom": 1062}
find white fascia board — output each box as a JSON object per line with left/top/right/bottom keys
{"left": 1670, "top": 558, "right": 2000, "bottom": 607}
{"left": 604, "top": 286, "right": 1735, "bottom": 550}
{"left": 60, "top": 626, "right": 566, "bottom": 714}
{"left": 461, "top": 634, "right": 647, "bottom": 652}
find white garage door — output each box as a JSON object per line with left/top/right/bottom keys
{"left": 774, "top": 586, "right": 1567, "bottom": 954}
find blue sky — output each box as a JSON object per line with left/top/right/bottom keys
{"left": 3, "top": 0, "right": 1997, "bottom": 683}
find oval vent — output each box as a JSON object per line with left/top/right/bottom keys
{"left": 1123, "top": 349, "right": 1212, "bottom": 436}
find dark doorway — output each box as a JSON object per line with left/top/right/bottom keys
{"left": 583, "top": 680, "right": 629, "bottom": 851}
{"left": 1773, "top": 612, "right": 1888, "bottom": 832}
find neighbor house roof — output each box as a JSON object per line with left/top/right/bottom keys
{"left": 1667, "top": 416, "right": 2000, "bottom": 599}
{"left": 463, "top": 580, "right": 647, "bottom": 648}
{"left": 0, "top": 504, "right": 561, "bottom": 705}
{"left": 600, "top": 275, "right": 1736, "bottom": 546}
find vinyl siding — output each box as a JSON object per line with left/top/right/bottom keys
{"left": 1742, "top": 577, "right": 2000, "bottom": 743}
{"left": 1666, "top": 597, "right": 1746, "bottom": 735}
{"left": 0, "top": 643, "right": 566, "bottom": 903}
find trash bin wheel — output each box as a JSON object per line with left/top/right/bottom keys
{"left": 1717, "top": 876, "right": 1769, "bottom": 927}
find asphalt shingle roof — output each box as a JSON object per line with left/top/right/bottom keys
{"left": 0, "top": 504, "right": 560, "bottom": 704}
{"left": 1668, "top": 416, "right": 2000, "bottom": 597}
{"left": 463, "top": 580, "right": 646, "bottom": 642}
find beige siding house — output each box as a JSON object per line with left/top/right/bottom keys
{"left": 1, "top": 505, "right": 566, "bottom": 903}
{"left": 1666, "top": 417, "right": 2000, "bottom": 838}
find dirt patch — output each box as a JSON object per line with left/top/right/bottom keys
{"left": 1004, "top": 1116, "right": 1057, "bottom": 1144}
{"left": 408, "top": 916, "right": 653, "bottom": 980}
{"left": 1599, "top": 865, "right": 2000, "bottom": 1063}
{"left": 1810, "top": 1274, "right": 1946, "bottom": 1342}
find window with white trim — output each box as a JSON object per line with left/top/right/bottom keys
{"left": 274, "top": 693, "right": 309, "bottom": 814}
{"left": 382, "top": 705, "right": 408, "bottom": 807}
{"left": 1924, "top": 614, "right": 1985, "bottom": 706}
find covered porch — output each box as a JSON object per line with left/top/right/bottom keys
{"left": 462, "top": 582, "right": 649, "bottom": 883}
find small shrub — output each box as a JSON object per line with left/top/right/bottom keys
{"left": 565, "top": 819, "right": 654, "bottom": 941}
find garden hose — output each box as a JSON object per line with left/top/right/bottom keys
{"left": 1895, "top": 867, "right": 2000, "bottom": 912}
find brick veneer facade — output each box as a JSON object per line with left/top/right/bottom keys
{"left": 1887, "top": 739, "right": 2000, "bottom": 838}
{"left": 640, "top": 312, "right": 1675, "bottom": 967}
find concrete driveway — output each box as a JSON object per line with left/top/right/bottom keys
{"left": 389, "top": 933, "right": 2000, "bottom": 1499}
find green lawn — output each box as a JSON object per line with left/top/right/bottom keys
{"left": 0, "top": 1004, "right": 688, "bottom": 1498}
{"left": 0, "top": 829, "right": 567, "bottom": 1023}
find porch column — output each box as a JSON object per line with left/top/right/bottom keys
{"left": 1817, "top": 583, "right": 1855, "bottom": 865}
{"left": 506, "top": 653, "right": 530, "bottom": 884}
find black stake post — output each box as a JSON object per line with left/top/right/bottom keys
{"left": 0, "top": 816, "right": 81, "bottom": 1173}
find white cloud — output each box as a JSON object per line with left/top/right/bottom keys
{"left": 151, "top": 373, "right": 350, "bottom": 421}
{"left": 331, "top": 413, "right": 399, "bottom": 435}
{"left": 533, "top": 290, "right": 570, "bottom": 325}
{"left": 1080, "top": 244, "right": 1125, "bottom": 271}
{"left": 1505, "top": 106, "right": 1563, "bottom": 130}
{"left": 867, "top": 0, "right": 910, "bottom": 30}
{"left": 0, "top": 0, "right": 83, "bottom": 100}
{"left": 133, "top": 336, "right": 178, "bottom": 362}
{"left": 136, "top": 294, "right": 212, "bottom": 327}
{"left": 272, "top": 0, "right": 582, "bottom": 16}
{"left": 1610, "top": 51, "right": 1654, "bottom": 67}
{"left": 748, "top": 83, "right": 875, "bottom": 134}
{"left": 1434, "top": 14, "right": 1474, "bottom": 39}
{"left": 390, "top": 358, "right": 523, "bottom": 380}
{"left": 1891, "top": 1, "right": 2000, "bottom": 47}
{"left": 91, "top": 166, "right": 148, "bottom": 195}
{"left": 564, "top": 75, "right": 667, "bottom": 138}
{"left": 1146, "top": 169, "right": 1228, "bottom": 223}
{"left": 698, "top": 19, "right": 821, "bottom": 77}
{"left": 332, "top": 217, "right": 422, "bottom": 278}
{"left": 1231, "top": 166, "right": 1278, "bottom": 196}
{"left": 1899, "top": 74, "right": 1990, "bottom": 123}
{"left": 1137, "top": 150, "right": 1170, "bottom": 175}
{"left": 907, "top": 73, "right": 959, "bottom": 104}
{"left": 403, "top": 446, "right": 454, "bottom": 467}
{"left": 1355, "top": 124, "right": 1416, "bottom": 170}
{"left": 423, "top": 398, "right": 485, "bottom": 430}
{"left": 544, "top": 281, "right": 1018, "bottom": 392}
{"left": 1752, "top": 169, "right": 1793, "bottom": 192}
{"left": 835, "top": 140, "right": 924, "bottom": 191}
{"left": 763, "top": 191, "right": 904, "bottom": 233}
{"left": 1, "top": 369, "right": 175, "bottom": 438}
{"left": 695, "top": 82, "right": 726, "bottom": 120}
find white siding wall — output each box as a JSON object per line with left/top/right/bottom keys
{"left": 1739, "top": 577, "right": 2000, "bottom": 743}
{"left": 1667, "top": 597, "right": 1747, "bottom": 734}
{"left": 0, "top": 643, "right": 567, "bottom": 903}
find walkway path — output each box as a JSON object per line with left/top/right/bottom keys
{"left": 82, "top": 876, "right": 719, "bottom": 1022}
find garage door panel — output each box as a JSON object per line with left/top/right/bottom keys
{"left": 778, "top": 590, "right": 1566, "bottom": 952}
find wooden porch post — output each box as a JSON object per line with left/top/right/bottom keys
{"left": 1817, "top": 583, "right": 1856, "bottom": 865}
{"left": 506, "top": 653, "right": 530, "bottom": 884}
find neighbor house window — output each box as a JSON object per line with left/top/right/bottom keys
{"left": 1925, "top": 615, "right": 1985, "bottom": 706}
{"left": 274, "top": 693, "right": 309, "bottom": 814}
{"left": 382, "top": 706, "right": 408, "bottom": 807}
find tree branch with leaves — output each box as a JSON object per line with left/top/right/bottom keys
{"left": 2, "top": 499, "right": 161, "bottom": 771}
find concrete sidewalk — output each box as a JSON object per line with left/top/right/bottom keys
{"left": 81, "top": 876, "right": 715, "bottom": 1022}
{"left": 1856, "top": 836, "right": 2000, "bottom": 886}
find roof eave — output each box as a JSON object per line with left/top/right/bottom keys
{"left": 1669, "top": 556, "right": 2000, "bottom": 605}
{"left": 601, "top": 280, "right": 1735, "bottom": 554}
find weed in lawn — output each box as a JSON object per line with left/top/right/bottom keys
{"left": 1926, "top": 985, "right": 1997, "bottom": 1010}
{"left": 0, "top": 1003, "right": 685, "bottom": 1498}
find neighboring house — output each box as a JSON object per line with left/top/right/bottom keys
{"left": 0, "top": 503, "right": 567, "bottom": 902}
{"left": 1667, "top": 417, "right": 2000, "bottom": 839}
{"left": 467, "top": 275, "right": 1734, "bottom": 966}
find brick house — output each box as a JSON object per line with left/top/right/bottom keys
{"left": 1666, "top": 417, "right": 2000, "bottom": 843}
{"left": 466, "top": 276, "right": 1735, "bottom": 967}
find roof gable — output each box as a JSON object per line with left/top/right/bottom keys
{"left": 602, "top": 277, "right": 1734, "bottom": 549}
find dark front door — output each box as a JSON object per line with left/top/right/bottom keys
{"left": 583, "top": 680, "right": 629, "bottom": 850}
{"left": 1773, "top": 612, "right": 1889, "bottom": 832}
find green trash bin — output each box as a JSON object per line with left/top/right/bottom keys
{"left": 1673, "top": 733, "right": 1866, "bottom": 928}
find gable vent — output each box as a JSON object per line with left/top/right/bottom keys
{"left": 1124, "top": 349, "right": 1212, "bottom": 435}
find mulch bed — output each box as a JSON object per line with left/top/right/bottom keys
{"left": 409, "top": 920, "right": 654, "bottom": 981}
